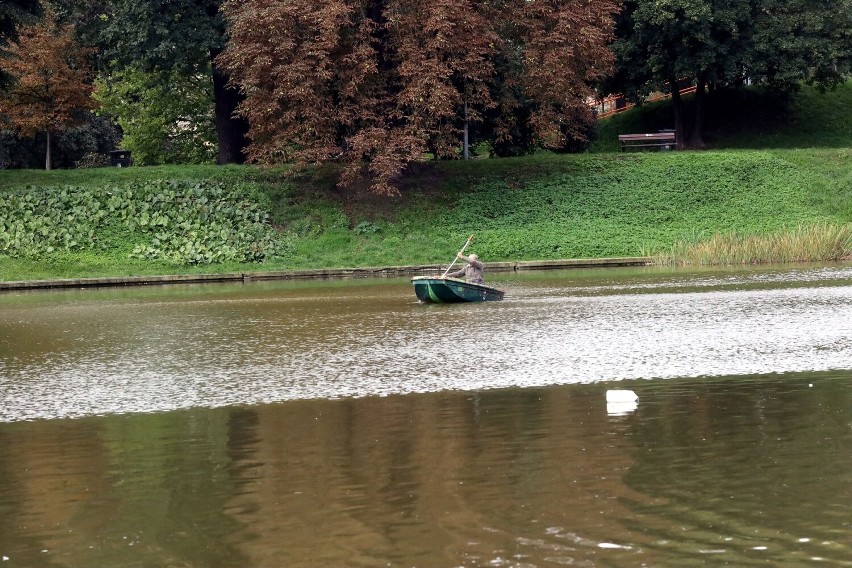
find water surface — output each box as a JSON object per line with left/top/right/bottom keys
{"left": 1, "top": 264, "right": 851, "bottom": 566}
{"left": 2, "top": 264, "right": 852, "bottom": 421}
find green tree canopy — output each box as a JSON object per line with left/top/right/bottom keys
{"left": 88, "top": 0, "right": 247, "bottom": 164}
{"left": 94, "top": 66, "right": 217, "bottom": 165}
{"left": 607, "top": 0, "right": 852, "bottom": 148}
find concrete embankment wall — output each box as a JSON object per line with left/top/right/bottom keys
{"left": 0, "top": 257, "right": 653, "bottom": 291}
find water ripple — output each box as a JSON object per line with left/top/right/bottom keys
{"left": 3, "top": 266, "right": 852, "bottom": 422}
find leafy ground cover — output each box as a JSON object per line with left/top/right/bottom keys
{"left": 0, "top": 178, "right": 288, "bottom": 265}
{"left": 0, "top": 82, "right": 850, "bottom": 281}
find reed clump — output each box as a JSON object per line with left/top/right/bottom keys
{"left": 657, "top": 223, "right": 852, "bottom": 265}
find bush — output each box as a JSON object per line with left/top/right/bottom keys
{"left": 75, "top": 152, "right": 111, "bottom": 169}
{"left": 0, "top": 179, "right": 292, "bottom": 265}
{"left": 0, "top": 113, "right": 121, "bottom": 169}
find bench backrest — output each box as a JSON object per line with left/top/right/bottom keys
{"left": 618, "top": 133, "right": 676, "bottom": 141}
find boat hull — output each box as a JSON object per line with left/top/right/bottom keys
{"left": 411, "top": 276, "right": 505, "bottom": 303}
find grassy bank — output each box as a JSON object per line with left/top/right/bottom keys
{"left": 1, "top": 83, "right": 850, "bottom": 282}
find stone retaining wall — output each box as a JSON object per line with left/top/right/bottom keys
{"left": 0, "top": 257, "right": 653, "bottom": 291}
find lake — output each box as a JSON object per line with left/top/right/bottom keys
{"left": 1, "top": 264, "right": 850, "bottom": 566}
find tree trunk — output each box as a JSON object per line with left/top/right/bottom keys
{"left": 211, "top": 60, "right": 249, "bottom": 165}
{"left": 691, "top": 73, "right": 707, "bottom": 149}
{"left": 45, "top": 130, "right": 51, "bottom": 170}
{"left": 669, "top": 78, "right": 686, "bottom": 150}
{"left": 463, "top": 99, "right": 469, "bottom": 160}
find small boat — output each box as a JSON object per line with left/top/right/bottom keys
{"left": 411, "top": 276, "right": 505, "bottom": 303}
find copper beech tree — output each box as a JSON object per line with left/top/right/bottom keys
{"left": 0, "top": 11, "right": 97, "bottom": 170}
{"left": 219, "top": 0, "right": 617, "bottom": 194}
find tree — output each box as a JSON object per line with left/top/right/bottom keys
{"left": 748, "top": 0, "right": 852, "bottom": 91}
{"left": 607, "top": 0, "right": 852, "bottom": 149}
{"left": 94, "top": 66, "right": 217, "bottom": 165}
{"left": 0, "top": 9, "right": 97, "bottom": 169}
{"left": 89, "top": 0, "right": 247, "bottom": 164}
{"left": 218, "top": 0, "right": 617, "bottom": 194}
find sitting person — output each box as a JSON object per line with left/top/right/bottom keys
{"left": 445, "top": 252, "right": 484, "bottom": 284}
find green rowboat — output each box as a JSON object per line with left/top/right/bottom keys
{"left": 411, "top": 276, "right": 505, "bottom": 303}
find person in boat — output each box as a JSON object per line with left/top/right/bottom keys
{"left": 445, "top": 252, "right": 485, "bottom": 284}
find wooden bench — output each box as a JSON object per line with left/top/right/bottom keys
{"left": 618, "top": 131, "right": 676, "bottom": 151}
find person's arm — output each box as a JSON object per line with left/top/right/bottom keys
{"left": 459, "top": 254, "right": 483, "bottom": 269}
{"left": 444, "top": 267, "right": 465, "bottom": 278}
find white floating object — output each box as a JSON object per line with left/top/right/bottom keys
{"left": 606, "top": 389, "right": 638, "bottom": 403}
{"left": 606, "top": 389, "right": 638, "bottom": 416}
{"left": 607, "top": 400, "right": 638, "bottom": 416}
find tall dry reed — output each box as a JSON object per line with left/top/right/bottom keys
{"left": 657, "top": 223, "right": 852, "bottom": 265}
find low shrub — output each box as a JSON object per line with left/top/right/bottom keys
{"left": 75, "top": 153, "right": 112, "bottom": 169}
{"left": 0, "top": 179, "right": 292, "bottom": 265}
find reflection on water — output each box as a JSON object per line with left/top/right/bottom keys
{"left": 0, "top": 376, "right": 849, "bottom": 567}
{"left": 2, "top": 264, "right": 852, "bottom": 422}
{"left": 1, "top": 264, "right": 852, "bottom": 566}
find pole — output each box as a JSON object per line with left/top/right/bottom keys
{"left": 441, "top": 234, "right": 474, "bottom": 277}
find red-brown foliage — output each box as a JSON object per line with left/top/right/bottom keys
{"left": 0, "top": 8, "right": 97, "bottom": 168}
{"left": 219, "top": 0, "right": 617, "bottom": 193}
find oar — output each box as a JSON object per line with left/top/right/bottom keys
{"left": 441, "top": 234, "right": 474, "bottom": 277}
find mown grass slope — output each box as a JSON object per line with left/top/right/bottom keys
{"left": 0, "top": 82, "right": 850, "bottom": 281}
